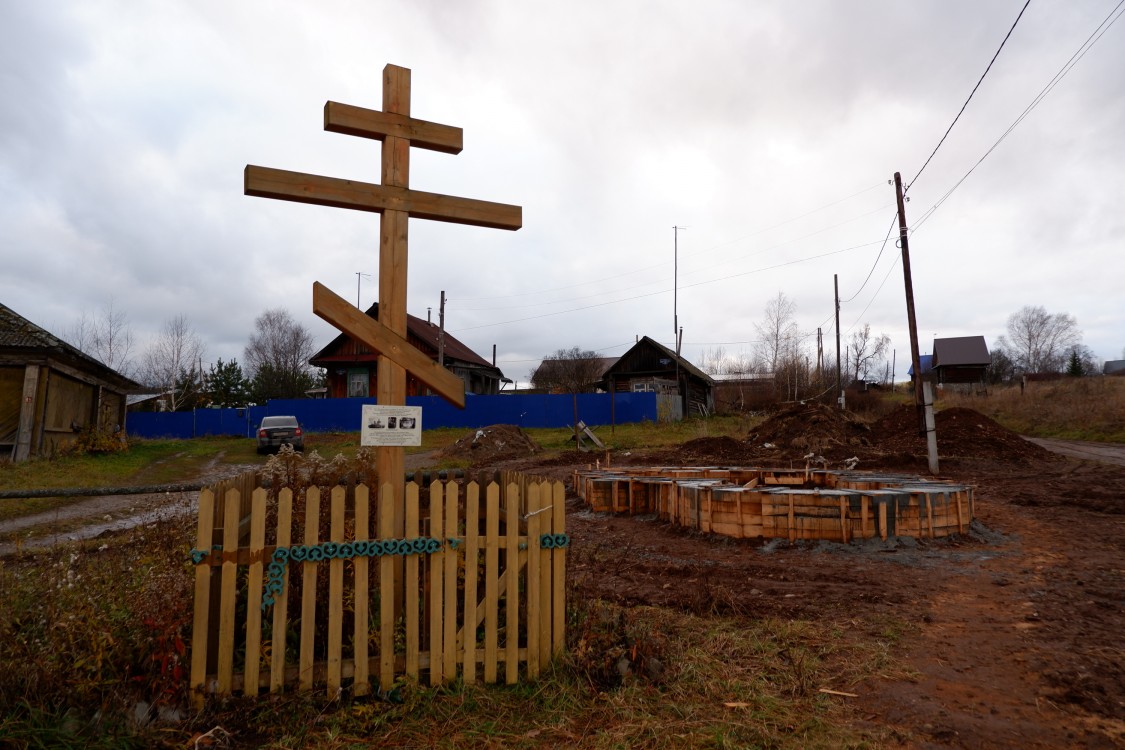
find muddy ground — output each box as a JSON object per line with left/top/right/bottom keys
{"left": 479, "top": 406, "right": 1125, "bottom": 749}
{"left": 3, "top": 408, "right": 1123, "bottom": 747}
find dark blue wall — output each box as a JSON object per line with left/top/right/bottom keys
{"left": 126, "top": 392, "right": 657, "bottom": 440}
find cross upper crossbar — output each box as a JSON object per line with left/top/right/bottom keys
{"left": 324, "top": 101, "right": 463, "bottom": 154}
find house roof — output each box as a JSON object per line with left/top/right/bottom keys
{"left": 531, "top": 356, "right": 619, "bottom": 383}
{"left": 604, "top": 336, "right": 715, "bottom": 385}
{"left": 932, "top": 336, "right": 990, "bottom": 368}
{"left": 0, "top": 302, "right": 141, "bottom": 391}
{"left": 907, "top": 354, "right": 933, "bottom": 377}
{"left": 310, "top": 302, "right": 503, "bottom": 377}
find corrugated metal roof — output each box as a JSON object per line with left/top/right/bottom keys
{"left": 932, "top": 336, "right": 990, "bottom": 367}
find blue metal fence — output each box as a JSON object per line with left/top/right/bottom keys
{"left": 125, "top": 392, "right": 658, "bottom": 440}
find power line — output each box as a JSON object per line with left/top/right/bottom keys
{"left": 455, "top": 202, "right": 892, "bottom": 313}
{"left": 907, "top": 0, "right": 1032, "bottom": 192}
{"left": 912, "top": 0, "right": 1125, "bottom": 232}
{"left": 840, "top": 211, "right": 898, "bottom": 303}
{"left": 451, "top": 234, "right": 893, "bottom": 333}
{"left": 452, "top": 182, "right": 886, "bottom": 303}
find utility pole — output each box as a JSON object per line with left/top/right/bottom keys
{"left": 673, "top": 226, "right": 686, "bottom": 418}
{"left": 355, "top": 272, "right": 371, "bottom": 308}
{"left": 438, "top": 290, "right": 446, "bottom": 367}
{"left": 895, "top": 172, "right": 938, "bottom": 473}
{"left": 816, "top": 327, "right": 823, "bottom": 382}
{"left": 834, "top": 274, "right": 842, "bottom": 409}
{"left": 894, "top": 173, "right": 924, "bottom": 415}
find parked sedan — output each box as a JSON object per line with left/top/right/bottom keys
{"left": 257, "top": 416, "right": 304, "bottom": 454}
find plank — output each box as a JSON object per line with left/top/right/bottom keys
{"left": 551, "top": 482, "right": 566, "bottom": 658}
{"left": 299, "top": 488, "right": 320, "bottom": 692}
{"left": 379, "top": 483, "right": 395, "bottom": 690}
{"left": 428, "top": 481, "right": 445, "bottom": 686}
{"left": 324, "top": 101, "right": 463, "bottom": 153}
{"left": 216, "top": 490, "right": 241, "bottom": 694}
{"left": 244, "top": 166, "right": 522, "bottom": 230}
{"left": 353, "top": 484, "right": 370, "bottom": 696}
{"left": 270, "top": 489, "right": 293, "bottom": 694}
{"left": 538, "top": 484, "right": 553, "bottom": 671}
{"left": 484, "top": 483, "right": 499, "bottom": 683}
{"left": 326, "top": 487, "right": 346, "bottom": 697}
{"left": 525, "top": 483, "right": 541, "bottom": 679}
{"left": 443, "top": 482, "right": 459, "bottom": 681}
{"left": 405, "top": 482, "right": 420, "bottom": 680}
{"left": 189, "top": 489, "right": 215, "bottom": 708}
{"left": 312, "top": 282, "right": 465, "bottom": 407}
{"left": 462, "top": 482, "right": 480, "bottom": 683}
{"left": 243, "top": 489, "right": 268, "bottom": 695}
{"left": 505, "top": 485, "right": 520, "bottom": 684}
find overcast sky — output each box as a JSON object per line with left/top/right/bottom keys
{"left": 3, "top": 1, "right": 1123, "bottom": 385}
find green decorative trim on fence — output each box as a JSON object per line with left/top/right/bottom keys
{"left": 190, "top": 545, "right": 221, "bottom": 565}
{"left": 260, "top": 537, "right": 444, "bottom": 611}
{"left": 192, "top": 531, "right": 571, "bottom": 612}
{"left": 539, "top": 533, "right": 570, "bottom": 549}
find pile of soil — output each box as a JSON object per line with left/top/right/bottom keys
{"left": 870, "top": 406, "right": 1061, "bottom": 465}
{"left": 438, "top": 424, "right": 540, "bottom": 464}
{"left": 746, "top": 401, "right": 873, "bottom": 458}
{"left": 664, "top": 436, "right": 758, "bottom": 465}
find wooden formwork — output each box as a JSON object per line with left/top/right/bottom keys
{"left": 575, "top": 465, "right": 974, "bottom": 544}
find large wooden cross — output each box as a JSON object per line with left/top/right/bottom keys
{"left": 245, "top": 63, "right": 521, "bottom": 533}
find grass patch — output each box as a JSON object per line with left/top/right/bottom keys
{"left": 937, "top": 377, "right": 1125, "bottom": 442}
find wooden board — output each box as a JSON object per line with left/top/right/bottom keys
{"left": 312, "top": 281, "right": 465, "bottom": 407}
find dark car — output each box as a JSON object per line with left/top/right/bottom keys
{"left": 257, "top": 415, "right": 304, "bottom": 454}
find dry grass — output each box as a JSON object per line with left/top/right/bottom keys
{"left": 937, "top": 377, "right": 1125, "bottom": 442}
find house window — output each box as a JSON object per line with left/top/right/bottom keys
{"left": 348, "top": 369, "right": 369, "bottom": 398}
{"left": 632, "top": 382, "right": 656, "bottom": 393}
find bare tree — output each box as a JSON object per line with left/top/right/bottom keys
{"left": 529, "top": 347, "right": 605, "bottom": 393}
{"left": 139, "top": 314, "right": 205, "bottom": 411}
{"left": 848, "top": 324, "right": 890, "bottom": 383}
{"left": 997, "top": 305, "right": 1081, "bottom": 374}
{"left": 66, "top": 299, "right": 135, "bottom": 376}
{"left": 244, "top": 309, "right": 318, "bottom": 401}
{"left": 753, "top": 291, "right": 799, "bottom": 374}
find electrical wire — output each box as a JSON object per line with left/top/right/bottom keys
{"left": 907, "top": 0, "right": 1032, "bottom": 193}
{"left": 840, "top": 212, "right": 899, "bottom": 303}
{"left": 452, "top": 182, "right": 885, "bottom": 303}
{"left": 912, "top": 0, "right": 1125, "bottom": 232}
{"left": 451, "top": 234, "right": 893, "bottom": 333}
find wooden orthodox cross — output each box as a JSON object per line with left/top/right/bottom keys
{"left": 245, "top": 64, "right": 522, "bottom": 538}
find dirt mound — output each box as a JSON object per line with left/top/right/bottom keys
{"left": 871, "top": 406, "right": 1060, "bottom": 464}
{"left": 747, "top": 401, "right": 873, "bottom": 458}
{"left": 668, "top": 436, "right": 758, "bottom": 464}
{"left": 438, "top": 424, "right": 540, "bottom": 464}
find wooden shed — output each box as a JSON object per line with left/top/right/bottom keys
{"left": 1, "top": 303, "right": 140, "bottom": 461}
{"left": 602, "top": 336, "right": 715, "bottom": 419}
{"left": 931, "top": 336, "right": 990, "bottom": 385}
{"left": 310, "top": 302, "right": 505, "bottom": 398}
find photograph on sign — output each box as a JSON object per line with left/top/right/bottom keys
{"left": 361, "top": 405, "right": 422, "bottom": 447}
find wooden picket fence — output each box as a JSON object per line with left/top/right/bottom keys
{"left": 189, "top": 475, "right": 567, "bottom": 706}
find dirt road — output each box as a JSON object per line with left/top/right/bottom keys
{"left": 1025, "top": 436, "right": 1125, "bottom": 467}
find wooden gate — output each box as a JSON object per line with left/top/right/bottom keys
{"left": 188, "top": 477, "right": 566, "bottom": 705}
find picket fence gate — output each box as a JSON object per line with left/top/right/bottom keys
{"left": 189, "top": 476, "right": 567, "bottom": 706}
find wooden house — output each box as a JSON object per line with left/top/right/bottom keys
{"left": 310, "top": 303, "right": 505, "bottom": 398}
{"left": 931, "top": 336, "right": 990, "bottom": 385}
{"left": 602, "top": 336, "right": 714, "bottom": 418}
{"left": 0, "top": 302, "right": 140, "bottom": 461}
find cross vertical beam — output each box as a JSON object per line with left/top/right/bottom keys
{"left": 379, "top": 65, "right": 411, "bottom": 565}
